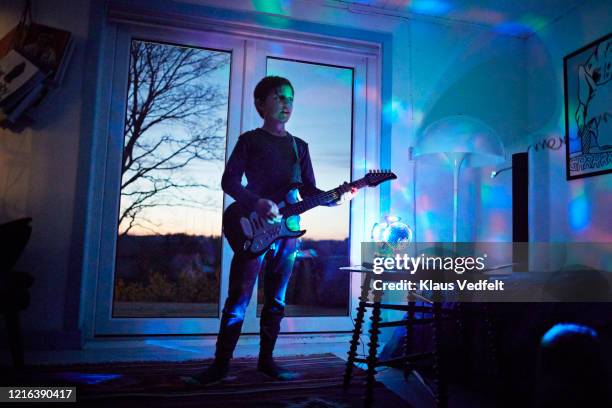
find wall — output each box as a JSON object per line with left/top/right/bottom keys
{"left": 0, "top": 0, "right": 92, "bottom": 347}
{"left": 526, "top": 0, "right": 611, "bottom": 249}
{"left": 1, "top": 0, "right": 528, "bottom": 346}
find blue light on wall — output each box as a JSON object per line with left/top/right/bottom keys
{"left": 494, "top": 22, "right": 532, "bottom": 37}
{"left": 569, "top": 195, "right": 590, "bottom": 232}
{"left": 411, "top": 0, "right": 452, "bottom": 15}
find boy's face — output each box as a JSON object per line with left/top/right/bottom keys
{"left": 259, "top": 85, "right": 294, "bottom": 123}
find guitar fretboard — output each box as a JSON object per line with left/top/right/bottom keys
{"left": 280, "top": 178, "right": 370, "bottom": 217}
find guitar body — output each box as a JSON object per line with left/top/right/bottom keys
{"left": 223, "top": 190, "right": 304, "bottom": 258}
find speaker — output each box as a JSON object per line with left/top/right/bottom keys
{"left": 512, "top": 152, "right": 528, "bottom": 242}
{"left": 512, "top": 153, "right": 528, "bottom": 271}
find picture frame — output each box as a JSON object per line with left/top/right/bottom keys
{"left": 563, "top": 32, "right": 612, "bottom": 180}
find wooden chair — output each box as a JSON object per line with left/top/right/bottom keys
{"left": 0, "top": 217, "right": 33, "bottom": 368}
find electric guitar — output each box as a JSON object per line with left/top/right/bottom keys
{"left": 223, "top": 170, "right": 396, "bottom": 257}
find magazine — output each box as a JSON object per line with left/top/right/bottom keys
{"left": 0, "top": 49, "right": 44, "bottom": 108}
{"left": 18, "top": 23, "right": 72, "bottom": 84}
{"left": 0, "top": 23, "right": 73, "bottom": 126}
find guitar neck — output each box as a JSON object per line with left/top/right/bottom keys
{"left": 280, "top": 178, "right": 369, "bottom": 217}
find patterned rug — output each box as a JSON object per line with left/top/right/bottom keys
{"left": 3, "top": 354, "right": 407, "bottom": 407}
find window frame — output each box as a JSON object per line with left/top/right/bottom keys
{"left": 82, "top": 10, "right": 383, "bottom": 339}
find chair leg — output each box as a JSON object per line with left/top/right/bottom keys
{"left": 5, "top": 311, "right": 24, "bottom": 368}
{"left": 365, "top": 292, "right": 382, "bottom": 407}
{"left": 403, "top": 293, "right": 416, "bottom": 379}
{"left": 432, "top": 301, "right": 447, "bottom": 408}
{"left": 456, "top": 302, "right": 472, "bottom": 374}
{"left": 483, "top": 303, "right": 502, "bottom": 376}
{"left": 344, "top": 274, "right": 371, "bottom": 389}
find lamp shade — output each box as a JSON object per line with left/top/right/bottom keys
{"left": 415, "top": 115, "right": 505, "bottom": 167}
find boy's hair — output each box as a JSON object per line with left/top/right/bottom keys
{"left": 253, "top": 76, "right": 294, "bottom": 118}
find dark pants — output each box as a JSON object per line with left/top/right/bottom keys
{"left": 215, "top": 238, "right": 297, "bottom": 361}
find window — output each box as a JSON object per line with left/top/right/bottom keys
{"left": 256, "top": 57, "right": 353, "bottom": 317}
{"left": 89, "top": 16, "right": 381, "bottom": 336}
{"left": 112, "top": 40, "right": 231, "bottom": 318}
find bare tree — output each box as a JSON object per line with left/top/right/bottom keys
{"left": 119, "top": 40, "right": 229, "bottom": 235}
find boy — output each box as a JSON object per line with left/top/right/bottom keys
{"left": 193, "top": 76, "right": 355, "bottom": 384}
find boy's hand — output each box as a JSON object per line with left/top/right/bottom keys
{"left": 333, "top": 182, "right": 357, "bottom": 206}
{"left": 255, "top": 199, "right": 281, "bottom": 223}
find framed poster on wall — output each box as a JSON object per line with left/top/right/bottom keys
{"left": 563, "top": 32, "right": 612, "bottom": 180}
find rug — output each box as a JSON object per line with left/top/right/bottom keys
{"left": 3, "top": 353, "right": 407, "bottom": 407}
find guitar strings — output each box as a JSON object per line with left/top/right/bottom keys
{"left": 283, "top": 184, "right": 356, "bottom": 215}
{"left": 282, "top": 173, "right": 385, "bottom": 215}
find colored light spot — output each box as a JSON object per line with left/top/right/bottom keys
{"left": 494, "top": 21, "right": 532, "bottom": 37}
{"left": 416, "top": 193, "right": 432, "bottom": 211}
{"left": 423, "top": 228, "right": 435, "bottom": 241}
{"left": 541, "top": 323, "right": 597, "bottom": 346}
{"left": 569, "top": 195, "right": 590, "bottom": 231}
{"left": 251, "top": 0, "right": 285, "bottom": 14}
{"left": 54, "top": 372, "right": 122, "bottom": 385}
{"left": 383, "top": 99, "right": 409, "bottom": 124}
{"left": 145, "top": 339, "right": 203, "bottom": 353}
{"left": 411, "top": 0, "right": 452, "bottom": 15}
{"left": 459, "top": 8, "right": 504, "bottom": 25}
{"left": 251, "top": 0, "right": 293, "bottom": 28}
{"left": 518, "top": 14, "right": 548, "bottom": 33}
{"left": 412, "top": 109, "right": 424, "bottom": 128}
{"left": 487, "top": 212, "right": 508, "bottom": 240}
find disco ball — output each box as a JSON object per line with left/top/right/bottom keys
{"left": 371, "top": 216, "right": 413, "bottom": 243}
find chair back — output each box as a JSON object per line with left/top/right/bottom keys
{"left": 0, "top": 217, "right": 32, "bottom": 273}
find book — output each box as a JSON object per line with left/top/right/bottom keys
{"left": 0, "top": 23, "right": 73, "bottom": 126}
{"left": 17, "top": 23, "right": 72, "bottom": 86}
{"left": 2, "top": 82, "right": 44, "bottom": 124}
{"left": 0, "top": 26, "right": 19, "bottom": 59}
{"left": 52, "top": 35, "right": 74, "bottom": 86}
{"left": 0, "top": 49, "right": 45, "bottom": 108}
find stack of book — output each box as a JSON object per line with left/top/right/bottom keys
{"left": 0, "top": 23, "right": 74, "bottom": 127}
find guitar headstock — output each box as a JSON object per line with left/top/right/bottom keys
{"left": 364, "top": 169, "right": 397, "bottom": 186}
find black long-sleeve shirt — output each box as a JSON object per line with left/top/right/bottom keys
{"left": 221, "top": 128, "right": 324, "bottom": 211}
